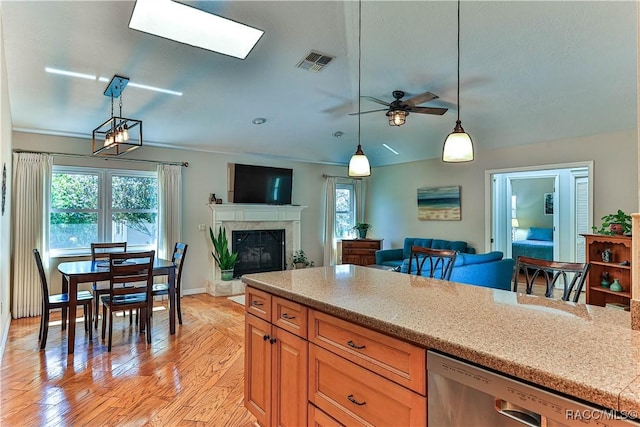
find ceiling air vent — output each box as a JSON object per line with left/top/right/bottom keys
{"left": 296, "top": 51, "right": 334, "bottom": 72}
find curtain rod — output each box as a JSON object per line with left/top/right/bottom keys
{"left": 322, "top": 174, "right": 362, "bottom": 180}
{"left": 12, "top": 149, "right": 189, "bottom": 167}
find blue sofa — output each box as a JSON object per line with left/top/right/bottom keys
{"left": 400, "top": 251, "right": 515, "bottom": 291}
{"left": 375, "top": 237, "right": 476, "bottom": 269}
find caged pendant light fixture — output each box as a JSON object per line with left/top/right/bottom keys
{"left": 348, "top": 0, "right": 371, "bottom": 177}
{"left": 442, "top": 0, "right": 474, "bottom": 163}
{"left": 92, "top": 75, "right": 143, "bottom": 157}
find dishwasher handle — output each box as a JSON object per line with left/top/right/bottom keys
{"left": 495, "top": 399, "right": 542, "bottom": 427}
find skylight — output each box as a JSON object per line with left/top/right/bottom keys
{"left": 129, "top": 0, "right": 264, "bottom": 60}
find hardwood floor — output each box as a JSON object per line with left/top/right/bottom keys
{"left": 1, "top": 294, "right": 257, "bottom": 426}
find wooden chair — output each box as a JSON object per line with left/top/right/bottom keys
{"left": 33, "top": 249, "right": 93, "bottom": 349}
{"left": 90, "top": 242, "right": 127, "bottom": 328}
{"left": 101, "top": 250, "right": 155, "bottom": 352}
{"left": 408, "top": 246, "right": 458, "bottom": 280}
{"left": 148, "top": 242, "right": 188, "bottom": 324}
{"left": 512, "top": 255, "right": 590, "bottom": 303}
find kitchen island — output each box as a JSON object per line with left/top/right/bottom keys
{"left": 242, "top": 265, "right": 640, "bottom": 426}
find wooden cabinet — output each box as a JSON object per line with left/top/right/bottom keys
{"left": 341, "top": 239, "right": 382, "bottom": 266}
{"left": 308, "top": 309, "right": 426, "bottom": 426}
{"left": 245, "top": 291, "right": 308, "bottom": 427}
{"left": 583, "top": 234, "right": 632, "bottom": 308}
{"left": 245, "top": 287, "right": 427, "bottom": 427}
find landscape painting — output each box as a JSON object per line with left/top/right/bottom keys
{"left": 417, "top": 186, "right": 461, "bottom": 221}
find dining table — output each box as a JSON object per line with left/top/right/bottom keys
{"left": 57, "top": 257, "right": 177, "bottom": 355}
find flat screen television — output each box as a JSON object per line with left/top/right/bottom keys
{"left": 231, "top": 163, "right": 293, "bottom": 205}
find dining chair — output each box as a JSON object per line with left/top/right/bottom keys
{"left": 146, "top": 242, "right": 188, "bottom": 324}
{"left": 101, "top": 250, "right": 155, "bottom": 352}
{"left": 408, "top": 246, "right": 458, "bottom": 280}
{"left": 90, "top": 242, "right": 127, "bottom": 328}
{"left": 33, "top": 249, "right": 93, "bottom": 349}
{"left": 512, "top": 255, "right": 590, "bottom": 303}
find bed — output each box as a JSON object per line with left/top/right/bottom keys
{"left": 512, "top": 227, "right": 553, "bottom": 261}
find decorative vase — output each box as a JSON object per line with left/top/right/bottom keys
{"left": 220, "top": 269, "right": 234, "bottom": 281}
{"left": 609, "top": 223, "right": 624, "bottom": 235}
{"left": 610, "top": 279, "right": 623, "bottom": 292}
{"left": 295, "top": 262, "right": 306, "bottom": 269}
{"left": 357, "top": 229, "right": 368, "bottom": 239}
{"left": 601, "top": 248, "right": 612, "bottom": 263}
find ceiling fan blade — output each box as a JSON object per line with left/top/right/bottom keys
{"left": 403, "top": 91, "right": 438, "bottom": 107}
{"left": 347, "top": 108, "right": 389, "bottom": 116}
{"left": 407, "top": 106, "right": 448, "bottom": 115}
{"left": 362, "top": 96, "right": 390, "bottom": 106}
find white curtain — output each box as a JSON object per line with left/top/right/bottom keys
{"left": 322, "top": 177, "right": 337, "bottom": 266}
{"left": 354, "top": 179, "right": 365, "bottom": 222}
{"left": 12, "top": 153, "right": 52, "bottom": 318}
{"left": 157, "top": 164, "right": 182, "bottom": 260}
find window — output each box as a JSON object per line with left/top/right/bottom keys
{"left": 50, "top": 166, "right": 158, "bottom": 256}
{"left": 335, "top": 183, "right": 355, "bottom": 239}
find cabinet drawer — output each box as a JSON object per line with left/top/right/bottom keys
{"left": 246, "top": 287, "right": 272, "bottom": 321}
{"left": 309, "top": 344, "right": 426, "bottom": 427}
{"left": 309, "top": 310, "right": 426, "bottom": 394}
{"left": 342, "top": 240, "right": 380, "bottom": 250}
{"left": 272, "top": 296, "right": 308, "bottom": 338}
{"left": 308, "top": 404, "right": 343, "bottom": 427}
{"left": 342, "top": 248, "right": 376, "bottom": 255}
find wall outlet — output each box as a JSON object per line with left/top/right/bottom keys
{"left": 198, "top": 224, "right": 206, "bottom": 231}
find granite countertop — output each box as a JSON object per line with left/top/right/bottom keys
{"left": 242, "top": 265, "right": 640, "bottom": 414}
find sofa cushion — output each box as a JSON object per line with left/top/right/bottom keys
{"left": 526, "top": 227, "right": 553, "bottom": 241}
{"left": 457, "top": 251, "right": 504, "bottom": 266}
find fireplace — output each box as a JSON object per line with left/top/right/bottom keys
{"left": 208, "top": 204, "right": 306, "bottom": 296}
{"left": 232, "top": 229, "right": 286, "bottom": 277}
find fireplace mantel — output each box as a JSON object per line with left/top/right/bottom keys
{"left": 207, "top": 204, "right": 306, "bottom": 296}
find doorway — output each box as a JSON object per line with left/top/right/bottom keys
{"left": 485, "top": 162, "right": 593, "bottom": 263}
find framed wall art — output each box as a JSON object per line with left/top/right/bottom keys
{"left": 417, "top": 185, "right": 461, "bottom": 221}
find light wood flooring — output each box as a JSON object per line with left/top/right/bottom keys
{"left": 0, "top": 294, "right": 257, "bottom": 426}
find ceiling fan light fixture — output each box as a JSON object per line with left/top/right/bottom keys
{"left": 443, "top": 120, "right": 474, "bottom": 162}
{"left": 387, "top": 109, "right": 407, "bottom": 126}
{"left": 348, "top": 144, "right": 371, "bottom": 177}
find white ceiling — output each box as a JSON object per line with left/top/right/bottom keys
{"left": 1, "top": 1, "right": 637, "bottom": 167}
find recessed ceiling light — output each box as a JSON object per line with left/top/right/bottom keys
{"left": 333, "top": 131, "right": 344, "bottom": 138}
{"left": 252, "top": 118, "right": 267, "bottom": 125}
{"left": 45, "top": 67, "right": 96, "bottom": 80}
{"left": 129, "top": 0, "right": 264, "bottom": 60}
{"left": 383, "top": 143, "right": 399, "bottom": 155}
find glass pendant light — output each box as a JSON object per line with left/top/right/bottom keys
{"left": 348, "top": 0, "right": 371, "bottom": 177}
{"left": 443, "top": 0, "right": 474, "bottom": 163}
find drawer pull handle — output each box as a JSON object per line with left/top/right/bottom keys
{"left": 269, "top": 338, "right": 276, "bottom": 344}
{"left": 347, "top": 394, "right": 366, "bottom": 406}
{"left": 282, "top": 313, "right": 296, "bottom": 320}
{"left": 347, "top": 340, "right": 366, "bottom": 350}
{"left": 263, "top": 334, "right": 270, "bottom": 341}
{"left": 251, "top": 300, "right": 264, "bottom": 306}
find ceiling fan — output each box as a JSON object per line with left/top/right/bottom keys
{"left": 349, "top": 90, "right": 448, "bottom": 126}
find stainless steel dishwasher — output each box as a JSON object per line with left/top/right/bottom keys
{"left": 427, "top": 351, "right": 640, "bottom": 427}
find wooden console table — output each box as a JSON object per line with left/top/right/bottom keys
{"left": 341, "top": 239, "right": 382, "bottom": 266}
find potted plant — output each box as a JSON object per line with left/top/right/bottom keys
{"left": 592, "top": 209, "right": 632, "bottom": 235}
{"left": 209, "top": 226, "right": 238, "bottom": 280}
{"left": 291, "top": 250, "right": 314, "bottom": 269}
{"left": 353, "top": 222, "right": 372, "bottom": 239}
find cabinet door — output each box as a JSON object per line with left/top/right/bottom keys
{"left": 272, "top": 327, "right": 308, "bottom": 427}
{"left": 245, "top": 314, "right": 272, "bottom": 426}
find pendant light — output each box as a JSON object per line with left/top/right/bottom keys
{"left": 442, "top": 0, "right": 474, "bottom": 163}
{"left": 348, "top": 0, "right": 371, "bottom": 177}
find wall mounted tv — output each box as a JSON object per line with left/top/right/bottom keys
{"left": 229, "top": 163, "right": 293, "bottom": 205}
